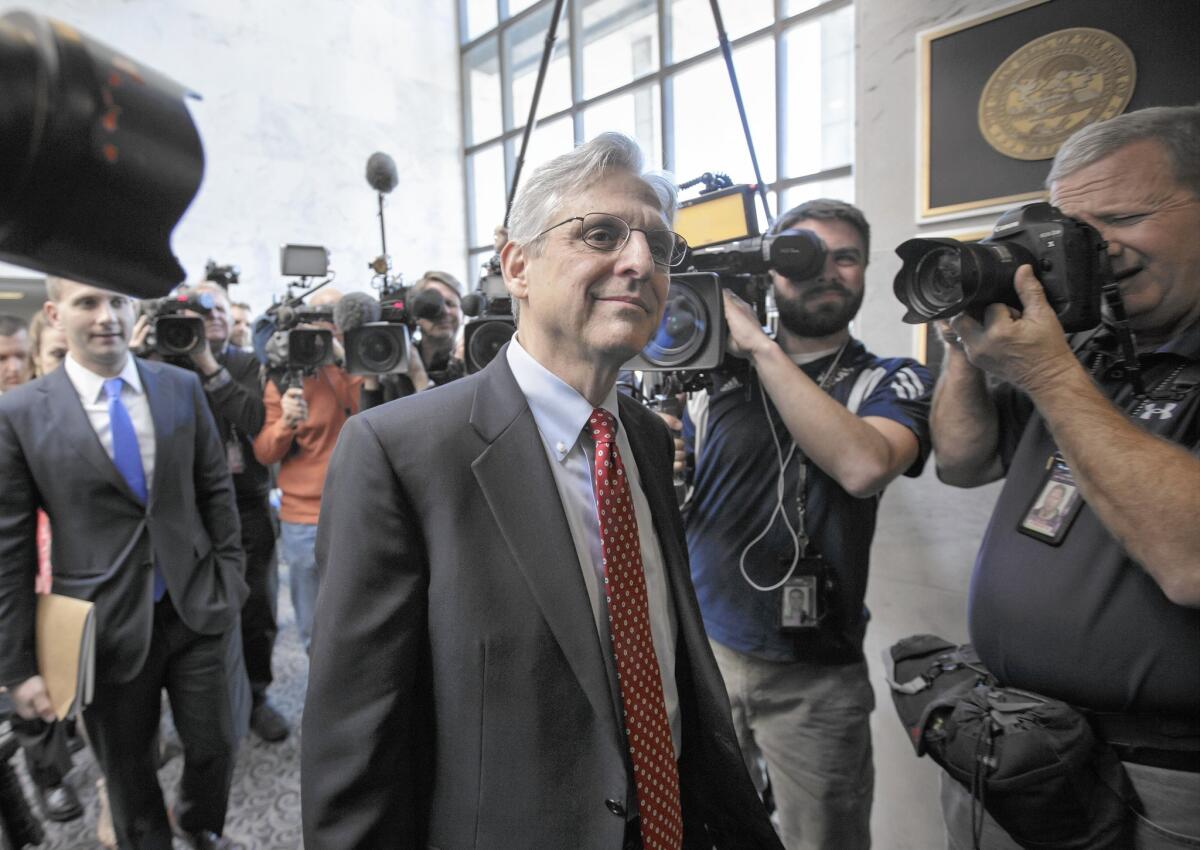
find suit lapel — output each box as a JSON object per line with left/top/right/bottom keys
{"left": 469, "top": 350, "right": 619, "bottom": 735}
{"left": 43, "top": 367, "right": 142, "bottom": 504}
{"left": 136, "top": 360, "right": 170, "bottom": 509}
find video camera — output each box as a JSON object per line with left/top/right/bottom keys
{"left": 136, "top": 291, "right": 215, "bottom": 359}
{"left": 204, "top": 259, "right": 240, "bottom": 289}
{"left": 0, "top": 11, "right": 203, "bottom": 299}
{"left": 626, "top": 181, "right": 826, "bottom": 381}
{"left": 893, "top": 202, "right": 1109, "bottom": 333}
{"left": 337, "top": 281, "right": 452, "bottom": 376}
{"left": 462, "top": 252, "right": 514, "bottom": 374}
{"left": 260, "top": 245, "right": 338, "bottom": 384}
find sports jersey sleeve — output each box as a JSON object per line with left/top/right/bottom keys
{"left": 847, "top": 358, "right": 934, "bottom": 478}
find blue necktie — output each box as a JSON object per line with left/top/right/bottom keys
{"left": 103, "top": 378, "right": 165, "bottom": 601}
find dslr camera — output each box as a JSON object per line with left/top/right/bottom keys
{"left": 339, "top": 282, "right": 452, "bottom": 377}
{"left": 893, "top": 202, "right": 1107, "bottom": 333}
{"left": 137, "top": 291, "right": 214, "bottom": 359}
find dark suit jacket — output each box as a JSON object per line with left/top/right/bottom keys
{"left": 0, "top": 359, "right": 247, "bottom": 688}
{"left": 302, "top": 347, "right": 782, "bottom": 850}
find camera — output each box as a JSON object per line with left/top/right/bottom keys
{"left": 204, "top": 259, "right": 240, "bottom": 288}
{"left": 0, "top": 11, "right": 203, "bottom": 299}
{"left": 626, "top": 183, "right": 826, "bottom": 376}
{"left": 893, "top": 202, "right": 1106, "bottom": 333}
{"left": 462, "top": 253, "right": 515, "bottom": 374}
{"left": 267, "top": 302, "right": 337, "bottom": 372}
{"left": 137, "top": 292, "right": 214, "bottom": 358}
{"left": 338, "top": 284, "right": 454, "bottom": 376}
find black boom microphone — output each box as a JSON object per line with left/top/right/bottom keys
{"left": 366, "top": 152, "right": 399, "bottom": 194}
{"left": 333, "top": 291, "right": 382, "bottom": 334}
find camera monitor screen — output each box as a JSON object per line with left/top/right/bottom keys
{"left": 280, "top": 244, "right": 330, "bottom": 278}
{"left": 675, "top": 185, "right": 759, "bottom": 250}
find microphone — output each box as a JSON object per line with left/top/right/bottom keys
{"left": 365, "top": 152, "right": 398, "bottom": 194}
{"left": 333, "top": 291, "right": 382, "bottom": 334}
{"left": 410, "top": 288, "right": 447, "bottom": 322}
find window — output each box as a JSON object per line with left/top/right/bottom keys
{"left": 459, "top": 0, "right": 855, "bottom": 271}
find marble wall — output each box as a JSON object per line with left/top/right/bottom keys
{"left": 855, "top": 1, "right": 1016, "bottom": 847}
{"left": 10, "top": 0, "right": 464, "bottom": 312}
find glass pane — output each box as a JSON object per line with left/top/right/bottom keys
{"left": 463, "top": 0, "right": 498, "bottom": 42}
{"left": 581, "top": 83, "right": 662, "bottom": 170}
{"left": 668, "top": 0, "right": 772, "bottom": 64}
{"left": 786, "top": 0, "right": 827, "bottom": 15}
{"left": 469, "top": 143, "right": 507, "bottom": 248}
{"left": 779, "top": 174, "right": 856, "bottom": 212}
{"left": 514, "top": 115, "right": 576, "bottom": 182}
{"left": 507, "top": 3, "right": 572, "bottom": 130}
{"left": 784, "top": 5, "right": 854, "bottom": 177}
{"left": 464, "top": 36, "right": 502, "bottom": 144}
{"left": 506, "top": 0, "right": 539, "bottom": 17}
{"left": 581, "top": 0, "right": 659, "bottom": 101}
{"left": 671, "top": 37, "right": 776, "bottom": 186}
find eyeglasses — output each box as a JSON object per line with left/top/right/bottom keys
{"left": 535, "top": 212, "right": 689, "bottom": 268}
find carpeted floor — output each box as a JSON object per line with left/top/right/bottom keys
{"left": 21, "top": 564, "right": 308, "bottom": 849}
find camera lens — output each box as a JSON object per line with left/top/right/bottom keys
{"left": 467, "top": 319, "right": 515, "bottom": 372}
{"left": 358, "top": 326, "right": 403, "bottom": 373}
{"left": 908, "top": 247, "right": 966, "bottom": 318}
{"left": 156, "top": 316, "right": 202, "bottom": 355}
{"left": 289, "top": 329, "right": 331, "bottom": 368}
{"left": 639, "top": 284, "right": 708, "bottom": 368}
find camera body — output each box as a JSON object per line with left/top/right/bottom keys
{"left": 266, "top": 303, "right": 337, "bottom": 373}
{"left": 893, "top": 202, "right": 1105, "bottom": 333}
{"left": 139, "top": 292, "right": 214, "bottom": 358}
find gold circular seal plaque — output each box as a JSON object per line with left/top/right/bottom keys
{"left": 978, "top": 27, "right": 1136, "bottom": 161}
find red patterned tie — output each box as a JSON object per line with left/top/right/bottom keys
{"left": 587, "top": 408, "right": 683, "bottom": 850}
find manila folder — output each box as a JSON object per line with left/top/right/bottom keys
{"left": 35, "top": 593, "right": 96, "bottom": 720}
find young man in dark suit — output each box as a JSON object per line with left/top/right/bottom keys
{"left": 302, "top": 133, "right": 783, "bottom": 850}
{"left": 0, "top": 277, "right": 247, "bottom": 850}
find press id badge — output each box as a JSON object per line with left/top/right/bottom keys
{"left": 778, "top": 556, "right": 825, "bottom": 633}
{"left": 1018, "top": 453, "right": 1083, "bottom": 545}
{"left": 226, "top": 438, "right": 246, "bottom": 474}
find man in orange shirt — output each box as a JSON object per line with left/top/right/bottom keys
{"left": 253, "top": 288, "right": 362, "bottom": 653}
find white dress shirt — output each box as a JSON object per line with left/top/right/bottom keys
{"left": 63, "top": 353, "right": 156, "bottom": 494}
{"left": 506, "top": 337, "right": 680, "bottom": 758}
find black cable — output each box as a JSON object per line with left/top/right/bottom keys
{"left": 504, "top": 0, "right": 568, "bottom": 228}
{"left": 707, "top": 0, "right": 773, "bottom": 226}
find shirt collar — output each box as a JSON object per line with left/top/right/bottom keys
{"left": 64, "top": 352, "right": 144, "bottom": 404}
{"left": 506, "top": 336, "right": 621, "bottom": 462}
{"left": 1086, "top": 321, "right": 1200, "bottom": 363}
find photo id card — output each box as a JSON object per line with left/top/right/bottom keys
{"left": 778, "top": 556, "right": 824, "bottom": 633}
{"left": 1018, "top": 455, "right": 1083, "bottom": 546}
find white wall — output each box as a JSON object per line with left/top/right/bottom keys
{"left": 15, "top": 0, "right": 464, "bottom": 313}
{"left": 854, "top": 1, "right": 1013, "bottom": 847}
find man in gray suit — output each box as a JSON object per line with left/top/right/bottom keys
{"left": 0, "top": 277, "right": 247, "bottom": 850}
{"left": 302, "top": 133, "right": 783, "bottom": 850}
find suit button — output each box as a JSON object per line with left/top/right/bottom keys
{"left": 605, "top": 798, "right": 626, "bottom": 818}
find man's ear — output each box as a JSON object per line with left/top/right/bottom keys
{"left": 43, "top": 300, "right": 60, "bottom": 329}
{"left": 500, "top": 240, "right": 529, "bottom": 301}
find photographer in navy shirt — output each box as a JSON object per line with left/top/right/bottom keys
{"left": 932, "top": 106, "right": 1200, "bottom": 847}
{"left": 681, "top": 199, "right": 932, "bottom": 849}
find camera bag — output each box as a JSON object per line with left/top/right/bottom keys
{"left": 883, "top": 634, "right": 1134, "bottom": 850}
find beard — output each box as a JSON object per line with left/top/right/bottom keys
{"left": 776, "top": 281, "right": 864, "bottom": 338}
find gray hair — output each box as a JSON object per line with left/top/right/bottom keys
{"left": 0, "top": 314, "right": 27, "bottom": 338}
{"left": 506, "top": 132, "right": 678, "bottom": 250}
{"left": 1047, "top": 104, "right": 1200, "bottom": 196}
{"left": 770, "top": 198, "right": 871, "bottom": 262}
